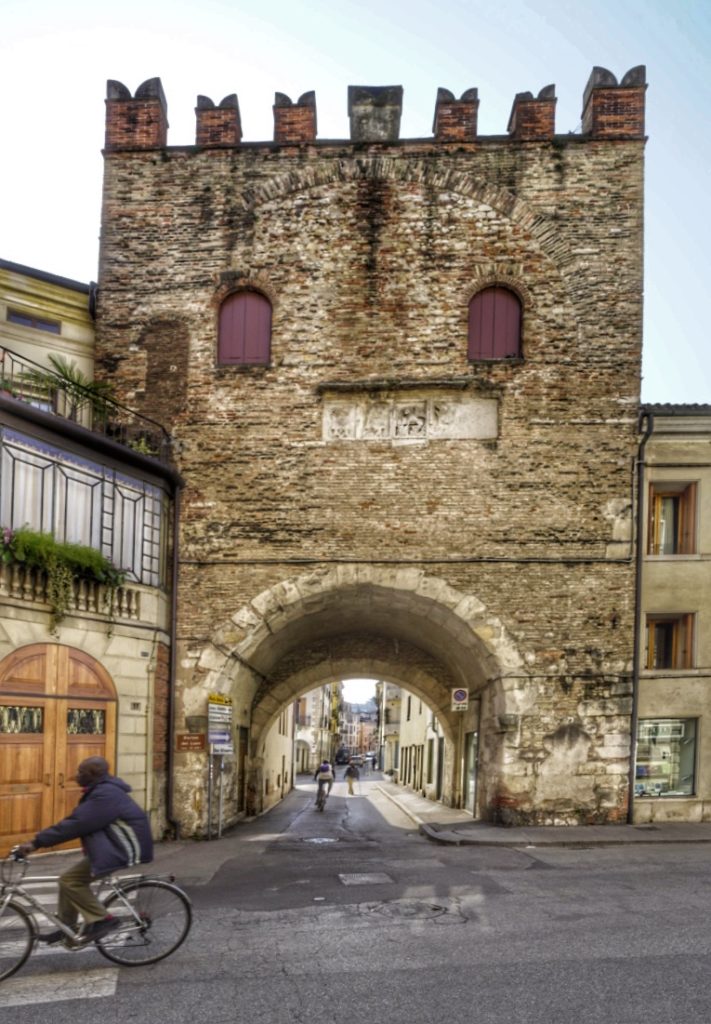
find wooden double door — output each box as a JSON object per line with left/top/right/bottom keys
{"left": 0, "top": 644, "right": 117, "bottom": 857}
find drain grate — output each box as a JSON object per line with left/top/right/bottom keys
{"left": 304, "top": 837, "right": 338, "bottom": 844}
{"left": 339, "top": 872, "right": 393, "bottom": 885}
{"left": 369, "top": 899, "right": 447, "bottom": 920}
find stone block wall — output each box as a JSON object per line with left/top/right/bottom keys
{"left": 96, "top": 67, "right": 646, "bottom": 827}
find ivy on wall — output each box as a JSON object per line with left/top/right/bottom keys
{"left": 1, "top": 526, "right": 125, "bottom": 632}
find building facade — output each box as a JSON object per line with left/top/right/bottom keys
{"left": 94, "top": 67, "right": 646, "bottom": 832}
{"left": 294, "top": 683, "right": 339, "bottom": 773}
{"left": 0, "top": 259, "right": 180, "bottom": 855}
{"left": 634, "top": 405, "right": 711, "bottom": 822}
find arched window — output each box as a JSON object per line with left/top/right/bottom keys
{"left": 467, "top": 286, "right": 522, "bottom": 361}
{"left": 218, "top": 290, "right": 272, "bottom": 366}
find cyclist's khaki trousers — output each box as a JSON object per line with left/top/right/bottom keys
{"left": 58, "top": 857, "right": 107, "bottom": 927}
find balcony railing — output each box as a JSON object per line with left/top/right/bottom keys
{"left": 0, "top": 561, "right": 143, "bottom": 621}
{"left": 0, "top": 345, "right": 172, "bottom": 462}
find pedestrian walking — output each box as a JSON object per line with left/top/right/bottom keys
{"left": 344, "top": 761, "right": 360, "bottom": 795}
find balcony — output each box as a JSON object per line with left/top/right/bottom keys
{"left": 0, "top": 345, "right": 172, "bottom": 463}
{"left": 0, "top": 562, "right": 168, "bottom": 630}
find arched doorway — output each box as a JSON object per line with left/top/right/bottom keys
{"left": 0, "top": 644, "right": 117, "bottom": 856}
{"left": 173, "top": 567, "right": 528, "bottom": 835}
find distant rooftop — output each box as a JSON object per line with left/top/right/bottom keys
{"left": 643, "top": 403, "right": 711, "bottom": 416}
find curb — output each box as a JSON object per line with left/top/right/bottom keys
{"left": 419, "top": 823, "right": 711, "bottom": 848}
{"left": 374, "top": 784, "right": 425, "bottom": 827}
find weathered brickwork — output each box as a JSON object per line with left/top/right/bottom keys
{"left": 96, "top": 67, "right": 646, "bottom": 831}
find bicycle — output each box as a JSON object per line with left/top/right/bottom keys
{"left": 315, "top": 785, "right": 328, "bottom": 811}
{"left": 0, "top": 848, "right": 192, "bottom": 982}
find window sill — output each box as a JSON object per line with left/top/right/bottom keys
{"left": 467, "top": 357, "right": 524, "bottom": 366}
{"left": 640, "top": 668, "right": 699, "bottom": 678}
{"left": 215, "top": 364, "right": 271, "bottom": 374}
{"left": 645, "top": 554, "right": 703, "bottom": 561}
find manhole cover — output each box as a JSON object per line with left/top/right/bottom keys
{"left": 304, "top": 837, "right": 338, "bottom": 844}
{"left": 369, "top": 899, "right": 447, "bottom": 920}
{"left": 339, "top": 873, "right": 393, "bottom": 885}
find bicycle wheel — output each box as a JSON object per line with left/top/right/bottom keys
{"left": 0, "top": 901, "right": 34, "bottom": 982}
{"left": 96, "top": 880, "right": 192, "bottom": 966}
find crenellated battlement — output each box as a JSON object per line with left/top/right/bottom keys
{"left": 104, "top": 65, "right": 646, "bottom": 151}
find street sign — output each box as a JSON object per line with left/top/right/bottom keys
{"left": 208, "top": 693, "right": 234, "bottom": 754}
{"left": 176, "top": 733, "right": 206, "bottom": 752}
{"left": 451, "top": 688, "right": 469, "bottom": 712}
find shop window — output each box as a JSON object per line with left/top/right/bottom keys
{"left": 467, "top": 286, "right": 522, "bottom": 361}
{"left": 218, "top": 290, "right": 271, "bottom": 366}
{"left": 645, "top": 614, "right": 694, "bottom": 670}
{"left": 648, "top": 483, "right": 697, "bottom": 555}
{"left": 635, "top": 719, "right": 696, "bottom": 797}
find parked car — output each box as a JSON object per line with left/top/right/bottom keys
{"left": 348, "top": 755, "right": 364, "bottom": 767}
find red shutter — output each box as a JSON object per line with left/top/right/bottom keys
{"left": 468, "top": 287, "right": 521, "bottom": 360}
{"left": 218, "top": 292, "right": 271, "bottom": 365}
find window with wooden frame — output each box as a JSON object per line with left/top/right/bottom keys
{"left": 218, "top": 290, "right": 272, "bottom": 366}
{"left": 467, "top": 286, "right": 522, "bottom": 361}
{"left": 648, "top": 482, "right": 697, "bottom": 555}
{"left": 645, "top": 614, "right": 695, "bottom": 670}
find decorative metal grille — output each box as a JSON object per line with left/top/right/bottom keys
{"left": 0, "top": 704, "right": 43, "bottom": 733}
{"left": 67, "top": 708, "right": 105, "bottom": 735}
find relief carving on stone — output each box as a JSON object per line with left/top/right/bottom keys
{"left": 323, "top": 394, "right": 498, "bottom": 443}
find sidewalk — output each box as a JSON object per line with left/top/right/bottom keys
{"left": 375, "top": 779, "right": 711, "bottom": 847}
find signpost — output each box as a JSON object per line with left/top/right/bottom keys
{"left": 207, "top": 693, "right": 234, "bottom": 839}
{"left": 451, "top": 688, "right": 469, "bottom": 713}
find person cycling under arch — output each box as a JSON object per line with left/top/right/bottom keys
{"left": 313, "top": 759, "right": 335, "bottom": 806}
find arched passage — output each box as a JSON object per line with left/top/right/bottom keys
{"left": 176, "top": 566, "right": 532, "bottom": 833}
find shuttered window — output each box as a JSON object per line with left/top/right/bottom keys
{"left": 218, "top": 291, "right": 272, "bottom": 366}
{"left": 468, "top": 287, "right": 522, "bottom": 360}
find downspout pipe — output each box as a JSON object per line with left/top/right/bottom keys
{"left": 628, "top": 408, "right": 654, "bottom": 824}
{"left": 166, "top": 482, "right": 183, "bottom": 839}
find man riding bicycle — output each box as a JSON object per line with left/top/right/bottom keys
{"left": 313, "top": 760, "right": 335, "bottom": 806}
{"left": 16, "top": 755, "right": 153, "bottom": 944}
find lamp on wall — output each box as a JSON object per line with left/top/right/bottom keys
{"left": 185, "top": 715, "right": 208, "bottom": 734}
{"left": 497, "top": 713, "right": 519, "bottom": 733}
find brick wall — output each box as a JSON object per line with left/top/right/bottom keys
{"left": 96, "top": 70, "right": 645, "bottom": 826}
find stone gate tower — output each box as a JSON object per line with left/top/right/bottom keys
{"left": 96, "top": 67, "right": 646, "bottom": 832}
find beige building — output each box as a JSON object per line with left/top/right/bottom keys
{"left": 295, "top": 683, "right": 339, "bottom": 773}
{"left": 634, "top": 405, "right": 711, "bottom": 823}
{"left": 0, "top": 259, "right": 180, "bottom": 854}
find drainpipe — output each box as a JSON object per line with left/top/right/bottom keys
{"left": 628, "top": 409, "right": 654, "bottom": 824}
{"left": 166, "top": 484, "right": 183, "bottom": 838}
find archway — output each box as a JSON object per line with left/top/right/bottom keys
{"left": 176, "top": 566, "right": 530, "bottom": 833}
{"left": 0, "top": 644, "right": 118, "bottom": 855}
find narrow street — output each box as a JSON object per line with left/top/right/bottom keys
{"left": 3, "top": 774, "right": 711, "bottom": 1023}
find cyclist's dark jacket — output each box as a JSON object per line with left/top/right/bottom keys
{"left": 32, "top": 774, "right": 153, "bottom": 876}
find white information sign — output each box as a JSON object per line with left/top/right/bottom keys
{"left": 451, "top": 688, "right": 469, "bottom": 713}
{"left": 208, "top": 693, "right": 234, "bottom": 754}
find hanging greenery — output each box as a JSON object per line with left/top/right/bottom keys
{"left": 1, "top": 526, "right": 125, "bottom": 632}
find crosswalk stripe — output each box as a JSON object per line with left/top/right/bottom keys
{"left": 0, "top": 967, "right": 119, "bottom": 1007}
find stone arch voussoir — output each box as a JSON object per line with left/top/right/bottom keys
{"left": 197, "top": 566, "right": 526, "bottom": 725}
{"left": 236, "top": 158, "right": 577, "bottom": 282}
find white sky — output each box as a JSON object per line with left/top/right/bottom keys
{"left": 342, "top": 679, "right": 377, "bottom": 704}
{"left": 0, "top": 0, "right": 709, "bottom": 403}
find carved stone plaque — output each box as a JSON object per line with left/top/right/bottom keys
{"left": 323, "top": 394, "right": 497, "bottom": 443}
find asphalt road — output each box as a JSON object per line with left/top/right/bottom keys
{"left": 3, "top": 774, "right": 711, "bottom": 1023}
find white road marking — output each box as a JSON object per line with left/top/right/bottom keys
{"left": 0, "top": 966, "right": 119, "bottom": 1007}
